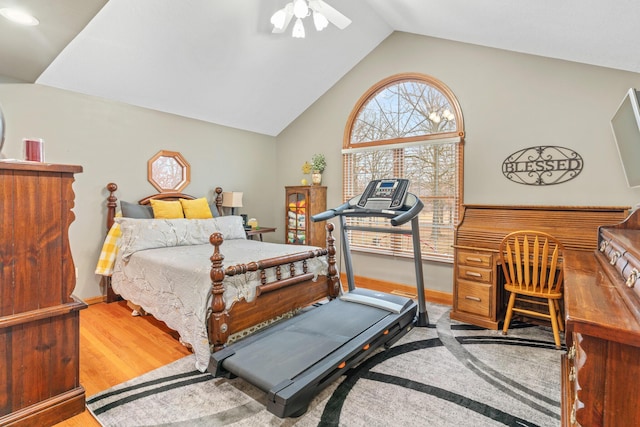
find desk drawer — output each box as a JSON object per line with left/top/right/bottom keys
{"left": 456, "top": 279, "right": 491, "bottom": 317}
{"left": 458, "top": 265, "right": 493, "bottom": 284}
{"left": 458, "top": 250, "right": 493, "bottom": 268}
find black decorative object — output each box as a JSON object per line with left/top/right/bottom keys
{"left": 502, "top": 145, "right": 583, "bottom": 186}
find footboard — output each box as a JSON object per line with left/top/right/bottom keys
{"left": 207, "top": 224, "right": 339, "bottom": 351}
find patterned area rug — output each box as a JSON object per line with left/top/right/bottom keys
{"left": 87, "top": 304, "right": 563, "bottom": 426}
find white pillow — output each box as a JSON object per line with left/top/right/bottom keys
{"left": 214, "top": 215, "right": 247, "bottom": 240}
{"left": 116, "top": 218, "right": 220, "bottom": 260}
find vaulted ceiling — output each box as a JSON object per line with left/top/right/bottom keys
{"left": 1, "top": 0, "right": 639, "bottom": 136}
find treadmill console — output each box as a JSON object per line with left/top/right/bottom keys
{"left": 356, "top": 178, "right": 409, "bottom": 210}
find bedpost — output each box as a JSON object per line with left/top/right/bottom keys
{"left": 104, "top": 182, "right": 121, "bottom": 303}
{"left": 208, "top": 232, "right": 229, "bottom": 351}
{"left": 106, "top": 182, "right": 118, "bottom": 230}
{"left": 214, "top": 187, "right": 223, "bottom": 216}
{"left": 326, "top": 223, "right": 340, "bottom": 298}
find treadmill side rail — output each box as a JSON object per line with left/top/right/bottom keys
{"left": 208, "top": 347, "right": 236, "bottom": 378}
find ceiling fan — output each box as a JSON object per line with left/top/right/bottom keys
{"left": 270, "top": 0, "right": 352, "bottom": 38}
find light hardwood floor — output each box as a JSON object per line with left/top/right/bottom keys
{"left": 54, "top": 301, "right": 192, "bottom": 427}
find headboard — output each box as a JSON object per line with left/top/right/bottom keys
{"left": 104, "top": 182, "right": 224, "bottom": 231}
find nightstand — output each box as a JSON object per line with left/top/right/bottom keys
{"left": 246, "top": 226, "right": 276, "bottom": 241}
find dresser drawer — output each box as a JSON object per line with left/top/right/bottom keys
{"left": 455, "top": 279, "right": 491, "bottom": 317}
{"left": 458, "top": 265, "right": 493, "bottom": 284}
{"left": 458, "top": 250, "right": 493, "bottom": 268}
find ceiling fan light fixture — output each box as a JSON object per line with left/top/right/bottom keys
{"left": 292, "top": 17, "right": 305, "bottom": 38}
{"left": 270, "top": 8, "right": 287, "bottom": 30}
{"left": 313, "top": 10, "right": 328, "bottom": 31}
{"left": 293, "top": 0, "right": 309, "bottom": 19}
{"left": 0, "top": 8, "right": 39, "bottom": 26}
{"left": 270, "top": 0, "right": 349, "bottom": 37}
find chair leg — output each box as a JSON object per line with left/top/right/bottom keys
{"left": 548, "top": 298, "right": 561, "bottom": 349}
{"left": 502, "top": 292, "right": 516, "bottom": 335}
{"left": 555, "top": 299, "right": 565, "bottom": 332}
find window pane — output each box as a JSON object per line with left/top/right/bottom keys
{"left": 344, "top": 74, "right": 462, "bottom": 262}
{"left": 344, "top": 143, "right": 458, "bottom": 260}
{"left": 352, "top": 80, "right": 457, "bottom": 144}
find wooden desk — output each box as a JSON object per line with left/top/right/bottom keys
{"left": 246, "top": 226, "right": 276, "bottom": 241}
{"left": 451, "top": 204, "right": 629, "bottom": 329}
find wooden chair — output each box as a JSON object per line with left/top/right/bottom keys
{"left": 499, "top": 230, "right": 565, "bottom": 348}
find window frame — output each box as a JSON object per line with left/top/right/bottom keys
{"left": 342, "top": 72, "right": 465, "bottom": 263}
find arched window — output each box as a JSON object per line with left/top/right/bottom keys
{"left": 343, "top": 73, "right": 464, "bottom": 261}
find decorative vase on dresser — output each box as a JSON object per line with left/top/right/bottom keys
{"left": 311, "top": 171, "right": 322, "bottom": 185}
{"left": 285, "top": 185, "right": 327, "bottom": 248}
{"left": 0, "top": 162, "right": 87, "bottom": 426}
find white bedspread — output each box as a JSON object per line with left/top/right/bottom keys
{"left": 111, "top": 239, "right": 328, "bottom": 371}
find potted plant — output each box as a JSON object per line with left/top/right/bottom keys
{"left": 310, "top": 153, "right": 326, "bottom": 185}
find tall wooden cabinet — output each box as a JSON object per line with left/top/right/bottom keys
{"left": 285, "top": 186, "right": 327, "bottom": 248}
{"left": 0, "top": 162, "right": 87, "bottom": 426}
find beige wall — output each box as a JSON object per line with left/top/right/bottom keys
{"left": 0, "top": 83, "right": 278, "bottom": 301}
{"left": 275, "top": 32, "right": 640, "bottom": 294}
{"left": 3, "top": 31, "right": 640, "bottom": 301}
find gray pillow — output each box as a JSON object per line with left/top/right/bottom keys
{"left": 121, "top": 200, "right": 154, "bottom": 219}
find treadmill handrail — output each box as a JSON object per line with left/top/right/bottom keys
{"left": 309, "top": 201, "right": 350, "bottom": 222}
{"left": 390, "top": 197, "right": 423, "bottom": 226}
{"left": 311, "top": 193, "right": 422, "bottom": 226}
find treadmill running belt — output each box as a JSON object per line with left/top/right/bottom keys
{"left": 221, "top": 299, "right": 390, "bottom": 391}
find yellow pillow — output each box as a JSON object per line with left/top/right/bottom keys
{"left": 180, "top": 197, "right": 213, "bottom": 219}
{"left": 150, "top": 199, "right": 184, "bottom": 219}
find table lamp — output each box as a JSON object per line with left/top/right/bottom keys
{"left": 222, "top": 191, "right": 243, "bottom": 215}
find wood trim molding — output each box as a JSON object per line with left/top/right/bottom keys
{"left": 84, "top": 295, "right": 106, "bottom": 305}
{"left": 340, "top": 273, "right": 452, "bottom": 307}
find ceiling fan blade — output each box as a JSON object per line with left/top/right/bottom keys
{"left": 310, "top": 0, "right": 352, "bottom": 30}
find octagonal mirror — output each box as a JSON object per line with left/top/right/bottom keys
{"left": 147, "top": 150, "right": 191, "bottom": 192}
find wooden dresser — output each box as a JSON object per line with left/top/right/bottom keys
{"left": 0, "top": 162, "right": 87, "bottom": 426}
{"left": 451, "top": 205, "right": 629, "bottom": 329}
{"left": 562, "top": 208, "right": 640, "bottom": 426}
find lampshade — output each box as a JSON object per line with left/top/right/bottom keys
{"left": 293, "top": 0, "right": 308, "bottom": 18}
{"left": 222, "top": 192, "right": 243, "bottom": 208}
{"left": 292, "top": 18, "right": 305, "bottom": 38}
{"left": 312, "top": 10, "right": 328, "bottom": 31}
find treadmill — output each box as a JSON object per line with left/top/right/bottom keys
{"left": 208, "top": 178, "right": 428, "bottom": 418}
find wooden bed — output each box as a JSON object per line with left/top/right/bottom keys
{"left": 100, "top": 182, "right": 340, "bottom": 359}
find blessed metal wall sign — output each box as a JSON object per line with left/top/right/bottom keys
{"left": 502, "top": 146, "right": 583, "bottom": 185}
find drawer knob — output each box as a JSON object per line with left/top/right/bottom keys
{"left": 610, "top": 250, "right": 621, "bottom": 265}
{"left": 466, "top": 257, "right": 483, "bottom": 263}
{"left": 627, "top": 268, "right": 639, "bottom": 289}
{"left": 464, "top": 295, "right": 481, "bottom": 302}
{"left": 567, "top": 344, "right": 576, "bottom": 360}
{"left": 599, "top": 240, "right": 609, "bottom": 252}
{"left": 466, "top": 271, "right": 482, "bottom": 278}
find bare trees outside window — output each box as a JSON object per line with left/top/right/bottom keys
{"left": 343, "top": 73, "right": 465, "bottom": 261}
